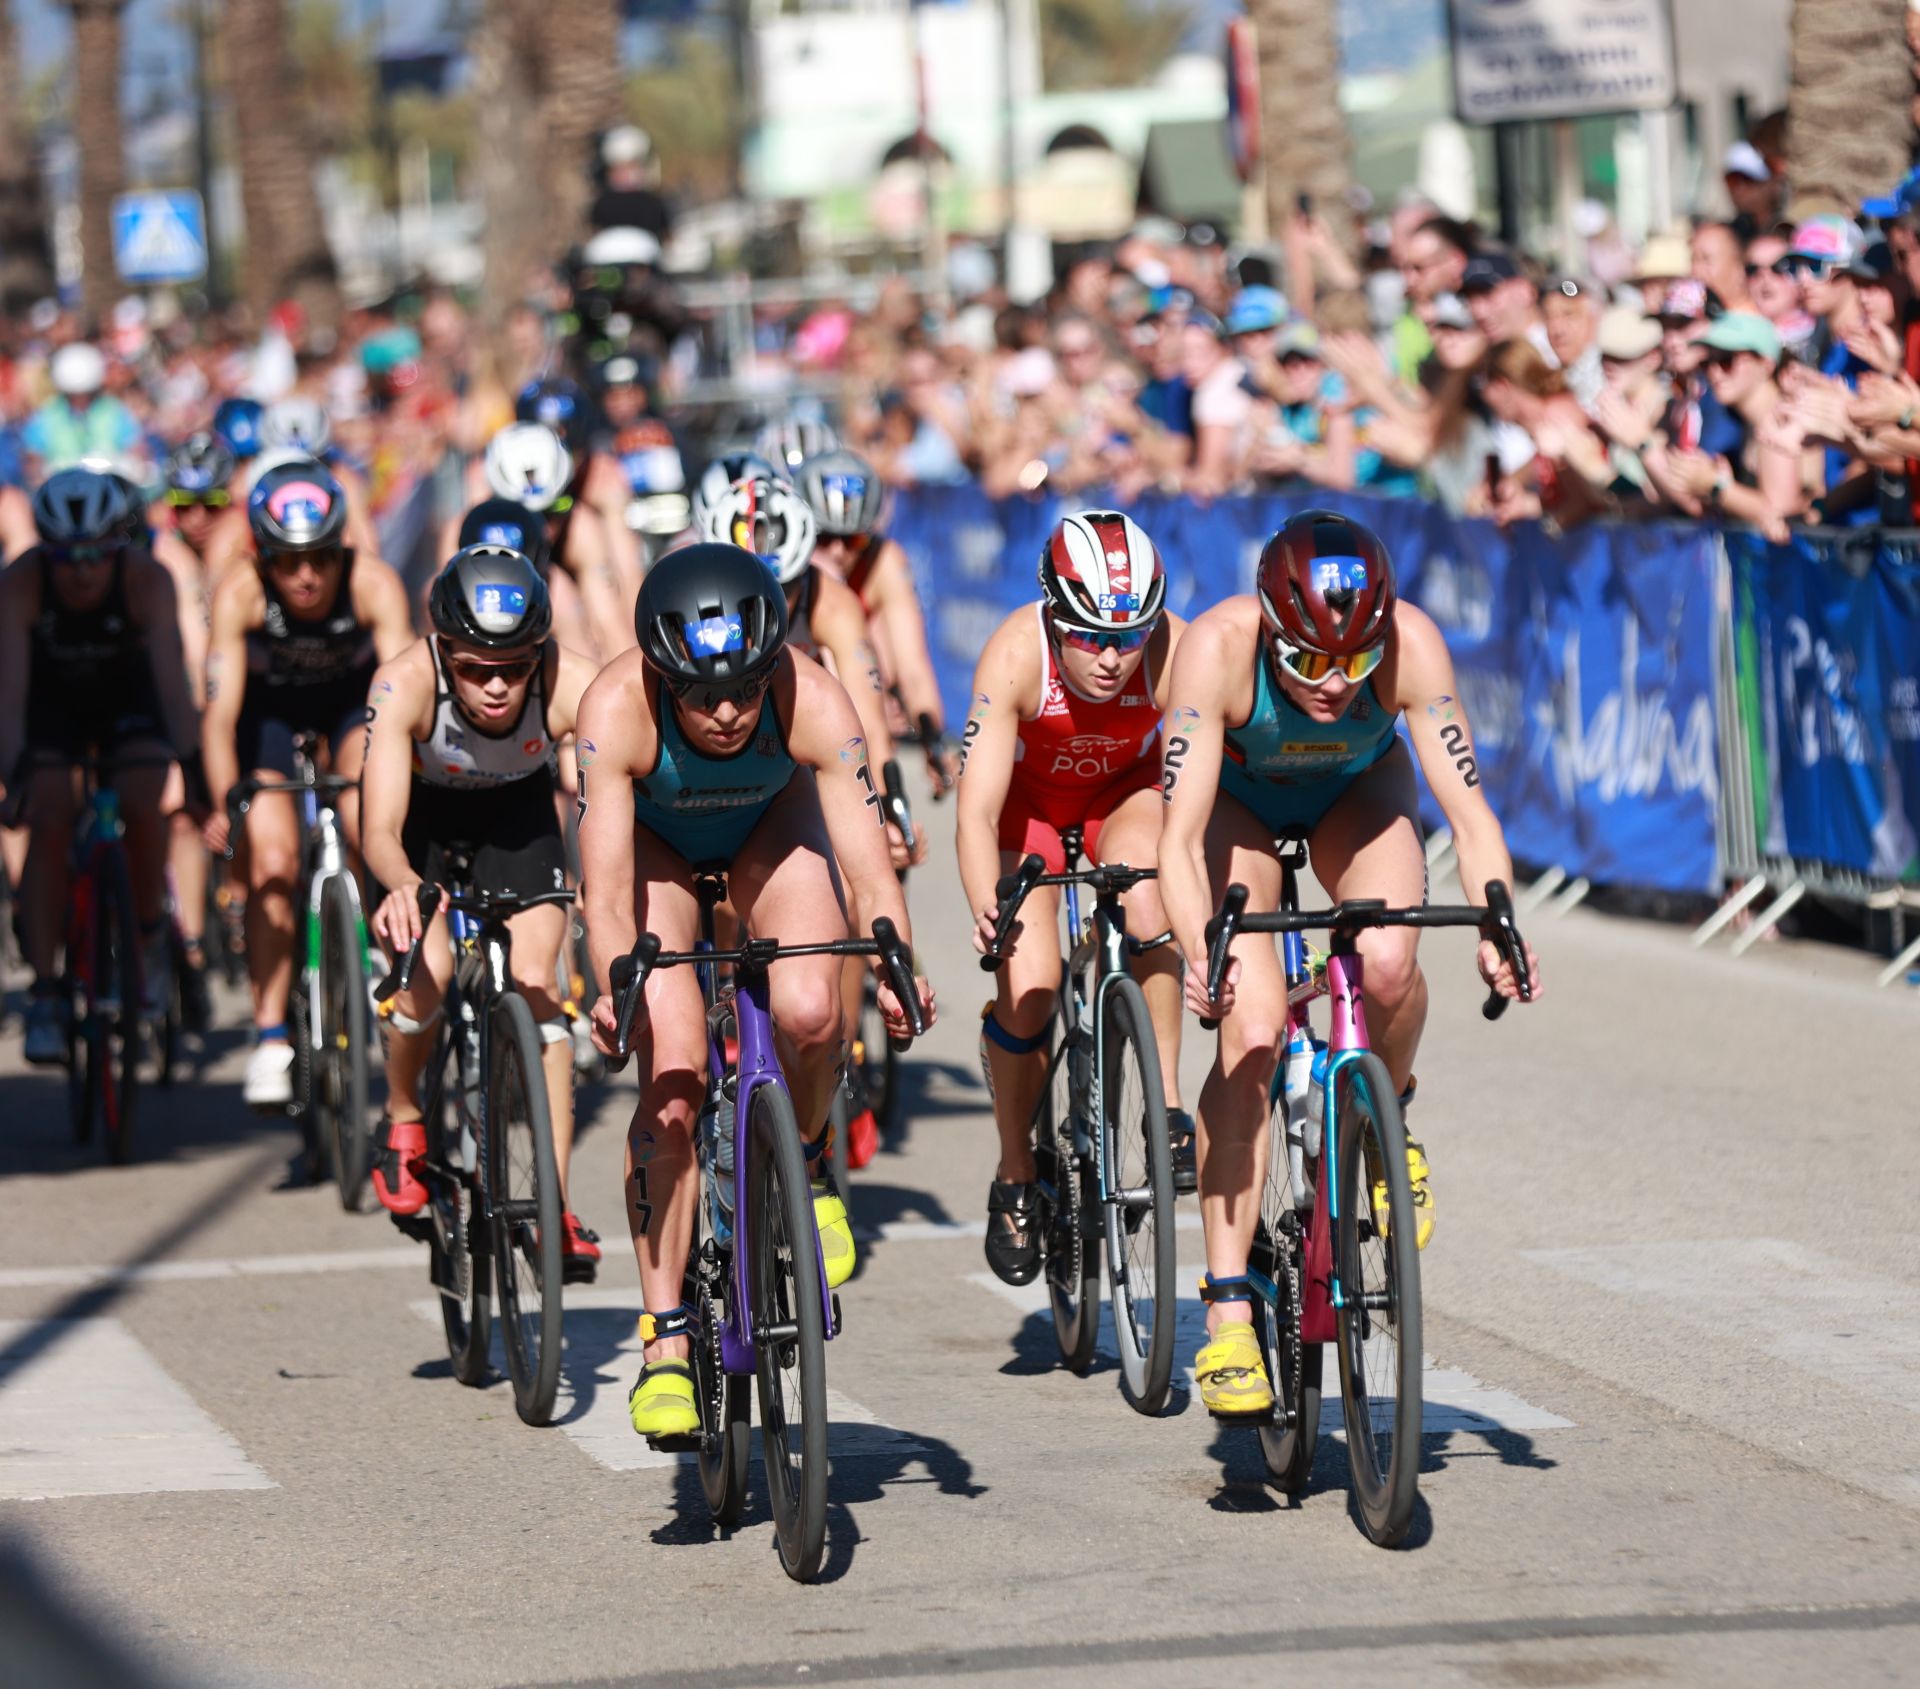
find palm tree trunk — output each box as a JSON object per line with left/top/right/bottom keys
{"left": 0, "top": 0, "right": 53, "bottom": 310}
{"left": 66, "top": 0, "right": 125, "bottom": 328}
{"left": 1788, "top": 0, "right": 1912, "bottom": 216}
{"left": 1247, "top": 0, "right": 1354, "bottom": 244}
{"left": 535, "top": 0, "right": 622, "bottom": 252}
{"left": 473, "top": 0, "right": 548, "bottom": 340}
{"left": 225, "top": 0, "right": 341, "bottom": 335}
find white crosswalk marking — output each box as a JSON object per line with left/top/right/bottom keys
{"left": 1524, "top": 1238, "right": 1920, "bottom": 1416}
{"left": 0, "top": 1319, "right": 274, "bottom": 1500}
{"left": 965, "top": 1272, "right": 1574, "bottom": 1433}
{"left": 409, "top": 1289, "right": 919, "bottom": 1471}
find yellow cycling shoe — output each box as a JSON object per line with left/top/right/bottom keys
{"left": 1372, "top": 1138, "right": 1434, "bottom": 1251}
{"left": 1194, "top": 1321, "right": 1274, "bottom": 1418}
{"left": 628, "top": 1359, "right": 699, "bottom": 1440}
{"left": 811, "top": 1176, "right": 856, "bottom": 1289}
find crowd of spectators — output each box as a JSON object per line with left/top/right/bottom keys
{"left": 764, "top": 143, "right": 1920, "bottom": 541}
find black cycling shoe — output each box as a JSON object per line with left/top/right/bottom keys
{"left": 1166, "top": 1109, "right": 1199, "bottom": 1195}
{"left": 985, "top": 1180, "right": 1043, "bottom": 1286}
{"left": 179, "top": 955, "right": 211, "bottom": 1036}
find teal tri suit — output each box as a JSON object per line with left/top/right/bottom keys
{"left": 632, "top": 682, "right": 797, "bottom": 863}
{"left": 1220, "top": 647, "right": 1401, "bottom": 834}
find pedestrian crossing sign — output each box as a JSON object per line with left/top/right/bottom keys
{"left": 112, "top": 190, "right": 208, "bottom": 284}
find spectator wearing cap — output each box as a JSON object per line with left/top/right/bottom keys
{"left": 1134, "top": 290, "right": 1195, "bottom": 443}
{"left": 1785, "top": 216, "right": 1871, "bottom": 356}
{"left": 1653, "top": 313, "right": 1800, "bottom": 537}
{"left": 1541, "top": 276, "right": 1603, "bottom": 408}
{"left": 1744, "top": 233, "right": 1818, "bottom": 361}
{"left": 1462, "top": 249, "right": 1552, "bottom": 362}
{"left": 1242, "top": 322, "right": 1355, "bottom": 492}
{"left": 22, "top": 341, "right": 140, "bottom": 477}
{"left": 1647, "top": 278, "right": 1742, "bottom": 458}
{"left": 1181, "top": 310, "right": 1253, "bottom": 495}
{"left": 590, "top": 125, "right": 672, "bottom": 243}
{"left": 1722, "top": 142, "right": 1781, "bottom": 242}
{"left": 1690, "top": 222, "right": 1754, "bottom": 314}
{"left": 1631, "top": 231, "right": 1693, "bottom": 318}
{"left": 1392, "top": 215, "right": 1473, "bottom": 382}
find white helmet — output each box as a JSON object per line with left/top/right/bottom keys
{"left": 698, "top": 474, "right": 816, "bottom": 586}
{"left": 754, "top": 416, "right": 839, "bottom": 473}
{"left": 245, "top": 445, "right": 319, "bottom": 493}
{"left": 51, "top": 342, "right": 107, "bottom": 396}
{"left": 485, "top": 423, "right": 574, "bottom": 512}
{"left": 1038, "top": 509, "right": 1167, "bottom": 632}
{"left": 263, "top": 396, "right": 332, "bottom": 457}
{"left": 689, "top": 451, "right": 776, "bottom": 534}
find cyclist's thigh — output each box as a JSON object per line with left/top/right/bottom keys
{"left": 994, "top": 849, "right": 1060, "bottom": 1015}
{"left": 242, "top": 769, "right": 301, "bottom": 881}
{"left": 1094, "top": 784, "right": 1175, "bottom": 934}
{"left": 1307, "top": 741, "right": 1422, "bottom": 905}
{"left": 1204, "top": 788, "right": 1289, "bottom": 1055}
{"left": 111, "top": 737, "right": 172, "bottom": 815}
{"left": 505, "top": 902, "right": 567, "bottom": 1002}
{"left": 728, "top": 772, "right": 848, "bottom": 948}
{"left": 325, "top": 689, "right": 373, "bottom": 779}
{"left": 632, "top": 822, "right": 706, "bottom": 1083}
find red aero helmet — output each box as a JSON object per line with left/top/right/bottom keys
{"left": 1256, "top": 510, "right": 1395, "bottom": 655}
{"left": 1038, "top": 510, "right": 1167, "bottom": 631}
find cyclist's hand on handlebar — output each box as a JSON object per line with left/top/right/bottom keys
{"left": 1184, "top": 954, "right": 1239, "bottom": 1020}
{"left": 373, "top": 880, "right": 432, "bottom": 951}
{"left": 973, "top": 901, "right": 1008, "bottom": 956}
{"left": 202, "top": 808, "right": 232, "bottom": 857}
{"left": 1477, "top": 935, "right": 1542, "bottom": 1002}
{"left": 884, "top": 820, "right": 926, "bottom": 871}
{"left": 877, "top": 973, "right": 937, "bottom": 1040}
{"left": 925, "top": 741, "right": 957, "bottom": 797}
{"left": 588, "top": 993, "right": 624, "bottom": 1060}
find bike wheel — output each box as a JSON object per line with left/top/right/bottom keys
{"left": 155, "top": 925, "right": 181, "bottom": 1089}
{"left": 1039, "top": 1038, "right": 1100, "bottom": 1374}
{"left": 1099, "top": 979, "right": 1176, "bottom": 1414}
{"left": 427, "top": 1032, "right": 491, "bottom": 1384}
{"left": 1253, "top": 1070, "right": 1321, "bottom": 1491}
{"left": 1333, "top": 1052, "right": 1422, "bottom": 1546}
{"left": 856, "top": 975, "right": 899, "bottom": 1138}
{"left": 746, "top": 1083, "right": 829, "bottom": 1583}
{"left": 67, "top": 985, "right": 97, "bottom": 1146}
{"left": 828, "top": 1080, "right": 851, "bottom": 1203}
{"left": 98, "top": 855, "right": 141, "bottom": 1165}
{"left": 693, "top": 1249, "right": 750, "bottom": 1525}
{"left": 318, "top": 876, "right": 372, "bottom": 1209}
{"left": 487, "top": 993, "right": 564, "bottom": 1425}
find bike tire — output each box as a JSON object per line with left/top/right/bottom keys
{"left": 856, "top": 975, "right": 900, "bottom": 1138}
{"left": 1253, "top": 1071, "right": 1321, "bottom": 1490}
{"left": 99, "top": 852, "right": 141, "bottom": 1165}
{"left": 1039, "top": 1038, "right": 1100, "bottom": 1374}
{"left": 746, "top": 1082, "right": 829, "bottom": 1583}
{"left": 429, "top": 1029, "right": 491, "bottom": 1385}
{"left": 155, "top": 925, "right": 181, "bottom": 1090}
{"left": 694, "top": 1248, "right": 750, "bottom": 1525}
{"left": 67, "top": 986, "right": 97, "bottom": 1146}
{"left": 319, "top": 876, "right": 372, "bottom": 1210}
{"left": 1099, "top": 978, "right": 1176, "bottom": 1415}
{"left": 828, "top": 1080, "right": 851, "bottom": 1208}
{"left": 1333, "top": 1052, "right": 1422, "bottom": 1547}
{"left": 488, "top": 992, "right": 564, "bottom": 1426}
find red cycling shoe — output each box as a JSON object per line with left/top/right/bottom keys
{"left": 847, "top": 1107, "right": 879, "bottom": 1171}
{"left": 561, "top": 1212, "right": 602, "bottom": 1284}
{"left": 372, "top": 1117, "right": 429, "bottom": 1217}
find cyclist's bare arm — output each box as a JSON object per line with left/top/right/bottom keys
{"left": 1388, "top": 603, "right": 1542, "bottom": 999}
{"left": 561, "top": 504, "right": 640, "bottom": 656}
{"left": 201, "top": 571, "right": 260, "bottom": 840}
{"left": 352, "top": 555, "right": 417, "bottom": 663}
{"left": 814, "top": 570, "right": 898, "bottom": 767}
{"left": 584, "top": 452, "right": 645, "bottom": 605}
{"left": 0, "top": 562, "right": 36, "bottom": 787}
{"left": 202, "top": 508, "right": 253, "bottom": 588}
{"left": 1148, "top": 611, "right": 1190, "bottom": 708}
{"left": 152, "top": 528, "right": 209, "bottom": 680}
{"left": 543, "top": 644, "right": 600, "bottom": 742}
{"left": 953, "top": 609, "right": 1032, "bottom": 947}
{"left": 1157, "top": 604, "right": 1249, "bottom": 997}
{"left": 575, "top": 653, "right": 658, "bottom": 1030}
{"left": 784, "top": 656, "right": 914, "bottom": 950}
{"left": 869, "top": 541, "right": 945, "bottom": 734}
{"left": 360, "top": 646, "right": 436, "bottom": 930}
{"left": 126, "top": 558, "right": 199, "bottom": 762}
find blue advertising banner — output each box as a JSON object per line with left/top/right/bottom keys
{"left": 1728, "top": 530, "right": 1920, "bottom": 881}
{"left": 892, "top": 488, "right": 1725, "bottom": 894}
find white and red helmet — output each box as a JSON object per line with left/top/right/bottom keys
{"left": 1038, "top": 510, "right": 1166, "bottom": 632}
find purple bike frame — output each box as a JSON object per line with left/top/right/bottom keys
{"left": 713, "top": 968, "right": 835, "bottom": 1376}
{"left": 1285, "top": 946, "right": 1368, "bottom": 1347}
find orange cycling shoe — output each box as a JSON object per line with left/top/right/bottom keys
{"left": 561, "top": 1212, "right": 602, "bottom": 1284}
{"left": 847, "top": 1106, "right": 879, "bottom": 1171}
{"left": 372, "top": 1117, "right": 429, "bottom": 1217}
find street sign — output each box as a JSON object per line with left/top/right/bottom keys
{"left": 1447, "top": 0, "right": 1677, "bottom": 125}
{"left": 112, "top": 190, "right": 208, "bottom": 285}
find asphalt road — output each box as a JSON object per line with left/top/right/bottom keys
{"left": 1, "top": 783, "right": 1916, "bottom": 1689}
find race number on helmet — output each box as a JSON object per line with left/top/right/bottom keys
{"left": 1038, "top": 510, "right": 1166, "bottom": 631}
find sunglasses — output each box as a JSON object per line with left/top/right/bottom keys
{"left": 1704, "top": 349, "right": 1746, "bottom": 370}
{"left": 1774, "top": 256, "right": 1838, "bottom": 282}
{"left": 167, "top": 488, "right": 231, "bottom": 508}
{"left": 665, "top": 667, "right": 774, "bottom": 712}
{"left": 1056, "top": 622, "right": 1153, "bottom": 655}
{"left": 1270, "top": 631, "right": 1384, "bottom": 686}
{"left": 264, "top": 547, "right": 343, "bottom": 574}
{"left": 447, "top": 652, "right": 539, "bottom": 685}
{"left": 46, "top": 541, "right": 117, "bottom": 566}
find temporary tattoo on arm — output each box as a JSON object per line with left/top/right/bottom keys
{"left": 1428, "top": 699, "right": 1479, "bottom": 788}
{"left": 204, "top": 651, "right": 220, "bottom": 703}
{"left": 957, "top": 692, "right": 990, "bottom": 779}
{"left": 1161, "top": 706, "right": 1201, "bottom": 800}
{"left": 857, "top": 642, "right": 884, "bottom": 694}
{"left": 841, "top": 735, "right": 881, "bottom": 815}
{"left": 574, "top": 738, "right": 596, "bottom": 823}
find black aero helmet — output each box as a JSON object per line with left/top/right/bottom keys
{"left": 429, "top": 545, "right": 553, "bottom": 650}
{"left": 457, "top": 497, "right": 552, "bottom": 574}
{"left": 796, "top": 447, "right": 890, "bottom": 537}
{"left": 635, "top": 542, "right": 787, "bottom": 688}
{"left": 167, "top": 432, "right": 236, "bottom": 500}
{"left": 515, "top": 376, "right": 593, "bottom": 457}
{"left": 33, "top": 466, "right": 136, "bottom": 553}
{"left": 249, "top": 458, "right": 348, "bottom": 554}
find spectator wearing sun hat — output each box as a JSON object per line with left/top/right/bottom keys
{"left": 1722, "top": 141, "right": 1780, "bottom": 242}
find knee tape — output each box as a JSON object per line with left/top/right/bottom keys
{"left": 539, "top": 1015, "right": 570, "bottom": 1047}
{"left": 383, "top": 1002, "right": 443, "bottom": 1038}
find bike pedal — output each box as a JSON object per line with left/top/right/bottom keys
{"left": 562, "top": 1257, "right": 598, "bottom": 1286}
{"left": 829, "top": 1292, "right": 843, "bottom": 1338}
{"left": 644, "top": 1431, "right": 702, "bottom": 1454}
{"left": 389, "top": 1210, "right": 436, "bottom": 1247}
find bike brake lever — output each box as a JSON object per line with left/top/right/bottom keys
{"left": 881, "top": 760, "right": 917, "bottom": 856}
{"left": 981, "top": 852, "right": 1048, "bottom": 972}
{"left": 375, "top": 884, "right": 443, "bottom": 1003}
{"left": 870, "top": 916, "right": 925, "bottom": 1048}
{"left": 610, "top": 933, "right": 661, "bottom": 1059}
{"left": 1200, "top": 882, "right": 1250, "bottom": 1032}
{"left": 1478, "top": 879, "right": 1531, "bottom": 1021}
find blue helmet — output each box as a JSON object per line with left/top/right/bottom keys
{"left": 213, "top": 397, "right": 267, "bottom": 461}
{"left": 515, "top": 377, "right": 592, "bottom": 458}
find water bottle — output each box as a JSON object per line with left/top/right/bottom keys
{"left": 700, "top": 1093, "right": 736, "bottom": 1230}
{"left": 454, "top": 1002, "right": 481, "bottom": 1169}
{"left": 1303, "top": 1041, "right": 1330, "bottom": 1157}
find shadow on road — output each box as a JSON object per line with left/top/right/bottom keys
{"left": 875, "top": 1058, "right": 984, "bottom": 1157}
